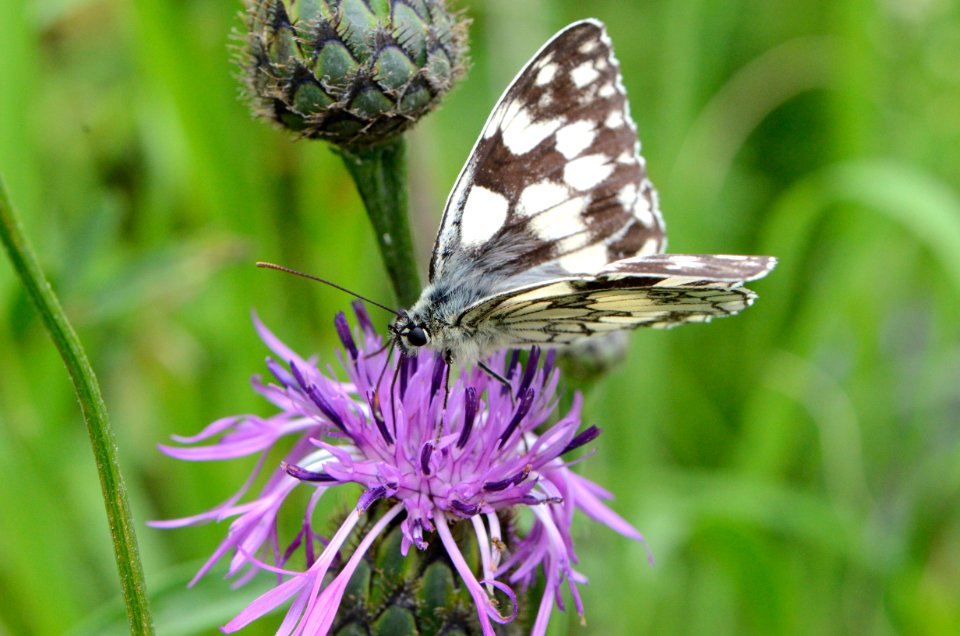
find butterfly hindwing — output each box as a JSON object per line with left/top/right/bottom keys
{"left": 455, "top": 254, "right": 776, "bottom": 348}
{"left": 430, "top": 20, "right": 665, "bottom": 292}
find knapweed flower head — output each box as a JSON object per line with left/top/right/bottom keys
{"left": 153, "top": 302, "right": 646, "bottom": 635}
{"left": 240, "top": 0, "right": 468, "bottom": 146}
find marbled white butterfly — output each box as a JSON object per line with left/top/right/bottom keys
{"left": 388, "top": 19, "right": 776, "bottom": 368}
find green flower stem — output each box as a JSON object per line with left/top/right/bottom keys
{"left": 0, "top": 177, "right": 154, "bottom": 635}
{"left": 339, "top": 138, "right": 422, "bottom": 308}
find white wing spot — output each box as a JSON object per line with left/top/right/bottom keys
{"left": 459, "top": 186, "right": 509, "bottom": 247}
{"left": 535, "top": 53, "right": 554, "bottom": 70}
{"left": 578, "top": 83, "right": 600, "bottom": 104}
{"left": 530, "top": 197, "right": 587, "bottom": 240}
{"left": 571, "top": 61, "right": 600, "bottom": 88}
{"left": 617, "top": 183, "right": 638, "bottom": 208}
{"left": 513, "top": 282, "right": 576, "bottom": 302}
{"left": 555, "top": 120, "right": 597, "bottom": 159}
{"left": 564, "top": 154, "right": 614, "bottom": 191}
{"left": 510, "top": 301, "right": 552, "bottom": 316}
{"left": 506, "top": 329, "right": 546, "bottom": 341}
{"left": 605, "top": 110, "right": 624, "bottom": 129}
{"left": 638, "top": 236, "right": 661, "bottom": 255}
{"left": 582, "top": 321, "right": 623, "bottom": 332}
{"left": 484, "top": 103, "right": 508, "bottom": 139}
{"left": 558, "top": 242, "right": 609, "bottom": 273}
{"left": 515, "top": 307, "right": 591, "bottom": 320}
{"left": 579, "top": 39, "right": 598, "bottom": 54}
{"left": 633, "top": 194, "right": 657, "bottom": 227}
{"left": 598, "top": 314, "right": 653, "bottom": 324}
{"left": 535, "top": 63, "right": 559, "bottom": 86}
{"left": 519, "top": 180, "right": 569, "bottom": 216}
{"left": 555, "top": 233, "right": 590, "bottom": 254}
{"left": 667, "top": 255, "right": 708, "bottom": 268}
{"left": 501, "top": 106, "right": 563, "bottom": 155}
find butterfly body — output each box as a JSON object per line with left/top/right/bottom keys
{"left": 390, "top": 19, "right": 776, "bottom": 366}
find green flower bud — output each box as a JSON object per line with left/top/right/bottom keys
{"left": 557, "top": 332, "right": 629, "bottom": 389}
{"left": 240, "top": 0, "right": 468, "bottom": 147}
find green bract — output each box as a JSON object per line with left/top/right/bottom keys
{"left": 331, "top": 504, "right": 526, "bottom": 636}
{"left": 241, "top": 0, "right": 468, "bottom": 147}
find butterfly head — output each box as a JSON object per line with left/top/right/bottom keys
{"left": 390, "top": 311, "right": 431, "bottom": 355}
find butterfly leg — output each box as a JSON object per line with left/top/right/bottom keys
{"left": 442, "top": 350, "right": 453, "bottom": 408}
{"left": 389, "top": 352, "right": 403, "bottom": 437}
{"left": 365, "top": 339, "right": 392, "bottom": 359}
{"left": 478, "top": 360, "right": 515, "bottom": 402}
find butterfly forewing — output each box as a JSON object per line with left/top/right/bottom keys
{"left": 431, "top": 20, "right": 666, "bottom": 291}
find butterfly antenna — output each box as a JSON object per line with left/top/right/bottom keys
{"left": 256, "top": 261, "right": 401, "bottom": 317}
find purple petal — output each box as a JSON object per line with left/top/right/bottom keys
{"left": 223, "top": 508, "right": 364, "bottom": 632}
{"left": 419, "top": 442, "right": 434, "bottom": 475}
{"left": 478, "top": 579, "right": 519, "bottom": 624}
{"left": 284, "top": 462, "right": 336, "bottom": 482}
{"left": 435, "top": 513, "right": 499, "bottom": 636}
{"left": 356, "top": 486, "right": 388, "bottom": 512}
{"left": 167, "top": 416, "right": 246, "bottom": 445}
{"left": 516, "top": 347, "right": 541, "bottom": 398}
{"left": 506, "top": 350, "right": 521, "bottom": 382}
{"left": 334, "top": 312, "right": 359, "bottom": 360}
{"left": 452, "top": 500, "right": 481, "bottom": 516}
{"left": 252, "top": 311, "right": 305, "bottom": 369}
{"left": 351, "top": 300, "right": 376, "bottom": 335}
{"left": 304, "top": 386, "right": 347, "bottom": 434}
{"left": 498, "top": 389, "right": 535, "bottom": 449}
{"left": 456, "top": 387, "right": 478, "bottom": 449}
{"left": 429, "top": 353, "right": 446, "bottom": 397}
{"left": 566, "top": 472, "right": 647, "bottom": 544}
{"left": 221, "top": 571, "right": 308, "bottom": 633}
{"left": 542, "top": 349, "right": 556, "bottom": 381}
{"left": 367, "top": 390, "right": 394, "bottom": 445}
{"left": 560, "top": 426, "right": 601, "bottom": 456}
{"left": 298, "top": 503, "right": 403, "bottom": 635}
{"left": 265, "top": 358, "right": 294, "bottom": 388}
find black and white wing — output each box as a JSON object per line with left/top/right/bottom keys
{"left": 430, "top": 19, "right": 664, "bottom": 290}
{"left": 407, "top": 19, "right": 776, "bottom": 361}
{"left": 456, "top": 255, "right": 777, "bottom": 347}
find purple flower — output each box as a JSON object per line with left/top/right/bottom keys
{"left": 152, "top": 302, "right": 647, "bottom": 635}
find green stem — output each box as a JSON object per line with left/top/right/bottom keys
{"left": 0, "top": 178, "right": 154, "bottom": 634}
{"left": 339, "top": 138, "right": 422, "bottom": 308}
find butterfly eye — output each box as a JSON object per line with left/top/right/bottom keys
{"left": 406, "top": 327, "right": 429, "bottom": 347}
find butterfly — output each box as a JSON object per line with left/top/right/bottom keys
{"left": 386, "top": 19, "right": 776, "bottom": 371}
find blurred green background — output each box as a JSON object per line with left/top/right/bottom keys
{"left": 2, "top": 0, "right": 960, "bottom": 634}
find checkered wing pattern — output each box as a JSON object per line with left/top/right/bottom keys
{"left": 430, "top": 20, "right": 666, "bottom": 292}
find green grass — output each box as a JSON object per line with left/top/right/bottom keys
{"left": 2, "top": 0, "right": 960, "bottom": 633}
